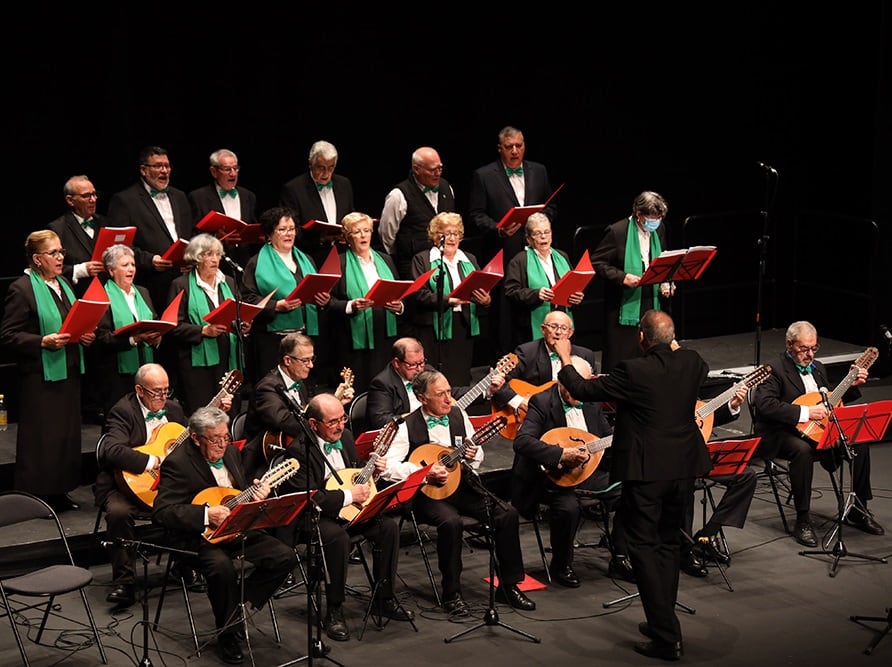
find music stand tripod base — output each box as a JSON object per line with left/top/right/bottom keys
{"left": 850, "top": 607, "right": 892, "bottom": 655}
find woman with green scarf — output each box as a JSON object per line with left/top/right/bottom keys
{"left": 0, "top": 230, "right": 95, "bottom": 512}
{"left": 93, "top": 244, "right": 161, "bottom": 413}
{"left": 408, "top": 212, "right": 491, "bottom": 385}
{"left": 504, "top": 213, "right": 583, "bottom": 351}
{"left": 168, "top": 233, "right": 244, "bottom": 415}
{"left": 329, "top": 212, "right": 404, "bottom": 392}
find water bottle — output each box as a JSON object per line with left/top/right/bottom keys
{"left": 0, "top": 394, "right": 7, "bottom": 432}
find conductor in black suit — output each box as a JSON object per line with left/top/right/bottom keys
{"left": 280, "top": 140, "right": 355, "bottom": 268}
{"left": 48, "top": 174, "right": 107, "bottom": 297}
{"left": 556, "top": 310, "right": 710, "bottom": 661}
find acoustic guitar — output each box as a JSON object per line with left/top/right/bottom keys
{"left": 541, "top": 427, "right": 614, "bottom": 487}
{"left": 696, "top": 364, "right": 772, "bottom": 441}
{"left": 452, "top": 353, "right": 517, "bottom": 412}
{"left": 793, "top": 347, "right": 878, "bottom": 444}
{"left": 325, "top": 416, "right": 403, "bottom": 522}
{"left": 193, "top": 457, "right": 300, "bottom": 544}
{"left": 409, "top": 415, "right": 507, "bottom": 500}
{"left": 490, "top": 378, "right": 556, "bottom": 440}
{"left": 116, "top": 369, "right": 243, "bottom": 511}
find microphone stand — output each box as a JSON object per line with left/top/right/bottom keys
{"left": 225, "top": 262, "right": 248, "bottom": 382}
{"left": 754, "top": 164, "right": 777, "bottom": 366}
{"left": 435, "top": 237, "right": 447, "bottom": 372}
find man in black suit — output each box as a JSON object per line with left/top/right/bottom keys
{"left": 555, "top": 309, "right": 709, "bottom": 661}
{"left": 107, "top": 146, "right": 194, "bottom": 310}
{"left": 188, "top": 148, "right": 259, "bottom": 273}
{"left": 280, "top": 140, "right": 355, "bottom": 267}
{"left": 752, "top": 320, "right": 882, "bottom": 547}
{"left": 153, "top": 406, "right": 296, "bottom": 665}
{"left": 48, "top": 174, "right": 107, "bottom": 297}
{"left": 379, "top": 146, "right": 456, "bottom": 279}
{"left": 95, "top": 363, "right": 190, "bottom": 608}
{"left": 276, "top": 393, "right": 413, "bottom": 643}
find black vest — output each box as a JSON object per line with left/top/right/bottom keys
{"left": 405, "top": 406, "right": 468, "bottom": 454}
{"left": 393, "top": 176, "right": 456, "bottom": 260}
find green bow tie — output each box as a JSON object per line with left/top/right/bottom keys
{"left": 323, "top": 439, "right": 343, "bottom": 455}
{"left": 423, "top": 185, "right": 440, "bottom": 193}
{"left": 315, "top": 181, "right": 333, "bottom": 191}
{"left": 288, "top": 381, "right": 303, "bottom": 391}
{"left": 549, "top": 352, "right": 559, "bottom": 361}
{"left": 426, "top": 415, "right": 449, "bottom": 428}
{"left": 207, "top": 458, "right": 225, "bottom": 469}
{"left": 562, "top": 401, "right": 582, "bottom": 413}
{"left": 505, "top": 167, "right": 524, "bottom": 177}
{"left": 145, "top": 409, "right": 167, "bottom": 422}
{"left": 81, "top": 218, "right": 96, "bottom": 229}
{"left": 796, "top": 363, "right": 813, "bottom": 375}
{"left": 220, "top": 188, "right": 238, "bottom": 198}
{"left": 149, "top": 187, "right": 169, "bottom": 197}
{"left": 405, "top": 382, "right": 414, "bottom": 393}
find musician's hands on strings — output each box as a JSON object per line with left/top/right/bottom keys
{"left": 852, "top": 365, "right": 869, "bottom": 387}
{"left": 351, "top": 482, "right": 372, "bottom": 504}
{"left": 559, "top": 446, "right": 589, "bottom": 470}
{"left": 426, "top": 463, "right": 449, "bottom": 486}
{"left": 250, "top": 480, "right": 271, "bottom": 501}
{"left": 208, "top": 505, "right": 230, "bottom": 529}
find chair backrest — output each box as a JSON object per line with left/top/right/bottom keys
{"left": 0, "top": 490, "right": 54, "bottom": 528}
{"left": 349, "top": 391, "right": 369, "bottom": 436}
{"left": 95, "top": 432, "right": 109, "bottom": 467}
{"left": 230, "top": 410, "right": 248, "bottom": 441}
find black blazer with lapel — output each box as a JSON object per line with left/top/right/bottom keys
{"left": 48, "top": 211, "right": 111, "bottom": 296}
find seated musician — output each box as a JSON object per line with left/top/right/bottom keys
{"left": 512, "top": 355, "right": 628, "bottom": 588}
{"left": 152, "top": 406, "right": 296, "bottom": 666}
{"left": 378, "top": 369, "right": 535, "bottom": 617}
{"left": 492, "top": 311, "right": 597, "bottom": 430}
{"left": 276, "top": 393, "right": 413, "bottom": 643}
{"left": 752, "top": 320, "right": 882, "bottom": 547}
{"left": 94, "top": 363, "right": 198, "bottom": 607}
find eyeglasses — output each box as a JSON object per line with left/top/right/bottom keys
{"left": 441, "top": 231, "right": 462, "bottom": 238}
{"left": 143, "top": 163, "right": 171, "bottom": 171}
{"left": 419, "top": 165, "right": 444, "bottom": 174}
{"left": 286, "top": 354, "right": 316, "bottom": 365}
{"left": 528, "top": 230, "right": 552, "bottom": 238}
{"left": 791, "top": 344, "right": 821, "bottom": 354}
{"left": 318, "top": 415, "right": 349, "bottom": 429}
{"left": 215, "top": 165, "right": 240, "bottom": 173}
{"left": 275, "top": 227, "right": 297, "bottom": 235}
{"left": 542, "top": 322, "right": 572, "bottom": 333}
{"left": 201, "top": 251, "right": 223, "bottom": 258}
{"left": 400, "top": 358, "right": 426, "bottom": 370}
{"left": 199, "top": 434, "right": 232, "bottom": 447}
{"left": 38, "top": 248, "right": 67, "bottom": 258}
{"left": 73, "top": 192, "right": 100, "bottom": 200}
{"left": 348, "top": 228, "right": 373, "bottom": 236}
{"left": 139, "top": 386, "right": 172, "bottom": 400}
{"left": 310, "top": 164, "right": 335, "bottom": 173}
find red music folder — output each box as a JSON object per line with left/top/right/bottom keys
{"left": 345, "top": 463, "right": 434, "bottom": 526}
{"left": 220, "top": 223, "right": 266, "bottom": 246}
{"left": 285, "top": 246, "right": 343, "bottom": 301}
{"left": 160, "top": 238, "right": 190, "bottom": 266}
{"left": 495, "top": 183, "right": 565, "bottom": 230}
{"left": 815, "top": 401, "right": 892, "bottom": 450}
{"left": 639, "top": 246, "right": 717, "bottom": 286}
{"left": 365, "top": 268, "right": 435, "bottom": 305}
{"left": 550, "top": 253, "right": 595, "bottom": 307}
{"left": 206, "top": 491, "right": 315, "bottom": 542}
{"left": 59, "top": 298, "right": 110, "bottom": 340}
{"left": 90, "top": 226, "right": 137, "bottom": 262}
{"left": 112, "top": 290, "right": 184, "bottom": 337}
{"left": 447, "top": 250, "right": 505, "bottom": 301}
{"left": 196, "top": 211, "right": 243, "bottom": 236}
{"left": 203, "top": 290, "right": 275, "bottom": 333}
{"left": 704, "top": 437, "right": 761, "bottom": 477}
{"left": 302, "top": 219, "right": 344, "bottom": 237}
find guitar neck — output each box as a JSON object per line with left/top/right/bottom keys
{"left": 587, "top": 435, "right": 613, "bottom": 453}
{"left": 454, "top": 371, "right": 493, "bottom": 412}
{"left": 827, "top": 348, "right": 877, "bottom": 405}
{"left": 696, "top": 381, "right": 743, "bottom": 419}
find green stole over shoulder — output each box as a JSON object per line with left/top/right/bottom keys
{"left": 104, "top": 281, "right": 155, "bottom": 373}
{"left": 428, "top": 257, "right": 479, "bottom": 340}
{"left": 186, "top": 271, "right": 238, "bottom": 370}
{"left": 344, "top": 250, "right": 397, "bottom": 350}
{"left": 254, "top": 243, "right": 319, "bottom": 334}
{"left": 619, "top": 217, "right": 661, "bottom": 326}
{"left": 525, "top": 247, "right": 573, "bottom": 339}
{"left": 29, "top": 270, "right": 84, "bottom": 381}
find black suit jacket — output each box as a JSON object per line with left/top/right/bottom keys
{"left": 48, "top": 211, "right": 111, "bottom": 296}
{"left": 280, "top": 172, "right": 355, "bottom": 265}
{"left": 503, "top": 247, "right": 574, "bottom": 343}
{"left": 188, "top": 184, "right": 258, "bottom": 225}
{"left": 493, "top": 338, "right": 596, "bottom": 408}
{"left": 467, "top": 159, "right": 556, "bottom": 262}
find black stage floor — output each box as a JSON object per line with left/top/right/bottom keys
{"left": 2, "top": 329, "right": 892, "bottom": 665}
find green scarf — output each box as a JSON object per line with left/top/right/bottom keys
{"left": 525, "top": 248, "right": 573, "bottom": 339}
{"left": 186, "top": 271, "right": 238, "bottom": 370}
{"left": 619, "top": 217, "right": 661, "bottom": 326}
{"left": 428, "top": 257, "right": 480, "bottom": 340}
{"left": 344, "top": 250, "right": 397, "bottom": 350}
{"left": 104, "top": 281, "right": 155, "bottom": 373}
{"left": 254, "top": 243, "right": 319, "bottom": 334}
{"left": 29, "top": 271, "right": 83, "bottom": 381}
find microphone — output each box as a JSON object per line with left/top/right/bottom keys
{"left": 757, "top": 161, "right": 778, "bottom": 174}
{"left": 880, "top": 324, "right": 892, "bottom": 342}
{"left": 438, "top": 234, "right": 446, "bottom": 250}
{"left": 819, "top": 386, "right": 833, "bottom": 412}
{"left": 222, "top": 254, "right": 244, "bottom": 273}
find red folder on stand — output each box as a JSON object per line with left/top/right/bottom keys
{"left": 447, "top": 250, "right": 505, "bottom": 301}
{"left": 550, "top": 254, "right": 596, "bottom": 307}
{"left": 815, "top": 401, "right": 892, "bottom": 451}
{"left": 302, "top": 219, "right": 344, "bottom": 238}
{"left": 113, "top": 290, "right": 183, "bottom": 337}
{"left": 205, "top": 491, "right": 315, "bottom": 543}
{"left": 365, "top": 268, "right": 435, "bottom": 305}
{"left": 639, "top": 246, "right": 717, "bottom": 286}
{"left": 344, "top": 464, "right": 434, "bottom": 527}
{"left": 203, "top": 291, "right": 275, "bottom": 333}
{"left": 90, "top": 226, "right": 137, "bottom": 262}
{"left": 704, "top": 437, "right": 762, "bottom": 477}
{"left": 496, "top": 183, "right": 565, "bottom": 230}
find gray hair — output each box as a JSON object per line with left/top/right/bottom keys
{"left": 786, "top": 321, "right": 817, "bottom": 343}
{"left": 209, "top": 148, "right": 238, "bottom": 167}
{"left": 102, "top": 243, "right": 135, "bottom": 272}
{"left": 639, "top": 309, "right": 675, "bottom": 346}
{"left": 632, "top": 191, "right": 668, "bottom": 218}
{"left": 63, "top": 174, "right": 91, "bottom": 196}
{"left": 183, "top": 233, "right": 223, "bottom": 266}
{"left": 411, "top": 369, "right": 444, "bottom": 397}
{"left": 309, "top": 140, "right": 338, "bottom": 164}
{"left": 189, "top": 406, "right": 230, "bottom": 436}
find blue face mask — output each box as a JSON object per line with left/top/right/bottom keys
{"left": 643, "top": 218, "right": 661, "bottom": 232}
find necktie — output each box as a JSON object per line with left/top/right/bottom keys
{"left": 323, "top": 440, "right": 343, "bottom": 455}
{"left": 219, "top": 188, "right": 238, "bottom": 198}
{"left": 562, "top": 401, "right": 583, "bottom": 413}
{"left": 288, "top": 381, "right": 303, "bottom": 391}
{"left": 423, "top": 185, "right": 440, "bottom": 193}
{"left": 208, "top": 458, "right": 225, "bottom": 469}
{"left": 149, "top": 187, "right": 169, "bottom": 197}
{"left": 796, "top": 363, "right": 813, "bottom": 375}
{"left": 426, "top": 415, "right": 449, "bottom": 428}
{"left": 145, "top": 409, "right": 167, "bottom": 422}
{"left": 81, "top": 218, "right": 96, "bottom": 230}
{"left": 549, "top": 352, "right": 559, "bottom": 361}
{"left": 316, "top": 181, "right": 333, "bottom": 191}
{"left": 505, "top": 167, "right": 524, "bottom": 177}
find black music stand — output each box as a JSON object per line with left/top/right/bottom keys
{"left": 347, "top": 464, "right": 431, "bottom": 639}
{"left": 800, "top": 401, "right": 892, "bottom": 577}
{"left": 850, "top": 607, "right": 892, "bottom": 655}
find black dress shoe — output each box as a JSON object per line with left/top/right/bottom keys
{"left": 373, "top": 597, "right": 415, "bottom": 621}
{"left": 639, "top": 621, "right": 655, "bottom": 639}
{"left": 106, "top": 584, "right": 135, "bottom": 607}
{"left": 633, "top": 639, "right": 684, "bottom": 661}
{"left": 553, "top": 564, "right": 581, "bottom": 588}
{"left": 845, "top": 510, "right": 885, "bottom": 535}
{"left": 324, "top": 605, "right": 350, "bottom": 641}
{"left": 495, "top": 585, "right": 536, "bottom": 611}
{"left": 607, "top": 556, "right": 636, "bottom": 583}
{"left": 680, "top": 551, "right": 708, "bottom": 578}
{"left": 694, "top": 531, "right": 730, "bottom": 564}
{"left": 217, "top": 632, "right": 244, "bottom": 664}
{"left": 793, "top": 521, "right": 818, "bottom": 548}
{"left": 49, "top": 494, "right": 80, "bottom": 512}
{"left": 442, "top": 594, "right": 470, "bottom": 617}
